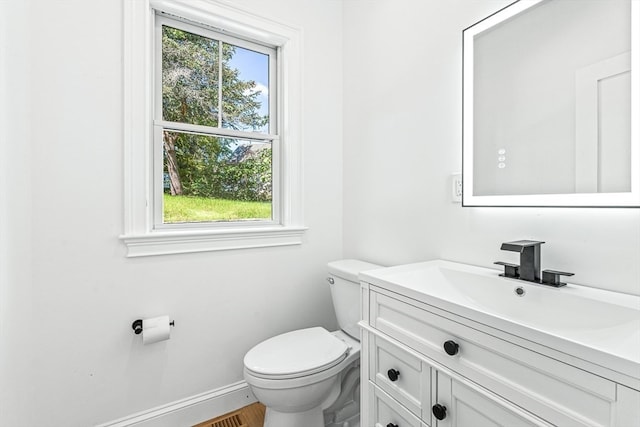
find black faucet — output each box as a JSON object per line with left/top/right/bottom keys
{"left": 499, "top": 240, "right": 544, "bottom": 283}
{"left": 495, "top": 240, "right": 574, "bottom": 287}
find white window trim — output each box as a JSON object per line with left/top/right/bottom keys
{"left": 121, "top": 0, "right": 305, "bottom": 257}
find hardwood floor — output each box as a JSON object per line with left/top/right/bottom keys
{"left": 193, "top": 402, "right": 265, "bottom": 427}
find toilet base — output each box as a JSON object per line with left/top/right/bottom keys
{"left": 325, "top": 410, "right": 360, "bottom": 427}
{"left": 264, "top": 406, "right": 324, "bottom": 427}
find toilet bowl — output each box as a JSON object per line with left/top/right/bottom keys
{"left": 244, "top": 328, "right": 360, "bottom": 427}
{"left": 242, "top": 260, "right": 381, "bottom": 427}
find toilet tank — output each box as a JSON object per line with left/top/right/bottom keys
{"left": 327, "top": 259, "right": 382, "bottom": 340}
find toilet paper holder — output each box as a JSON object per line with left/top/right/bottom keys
{"left": 132, "top": 318, "right": 175, "bottom": 335}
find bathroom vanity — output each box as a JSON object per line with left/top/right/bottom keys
{"left": 359, "top": 260, "right": 640, "bottom": 426}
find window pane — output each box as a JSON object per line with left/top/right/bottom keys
{"left": 163, "top": 130, "right": 272, "bottom": 223}
{"left": 222, "top": 44, "right": 270, "bottom": 133}
{"left": 162, "top": 25, "right": 219, "bottom": 127}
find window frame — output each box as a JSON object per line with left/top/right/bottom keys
{"left": 122, "top": 0, "right": 305, "bottom": 257}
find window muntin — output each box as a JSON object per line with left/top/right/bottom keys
{"left": 154, "top": 15, "right": 278, "bottom": 228}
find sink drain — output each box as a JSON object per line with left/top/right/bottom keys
{"left": 514, "top": 286, "right": 526, "bottom": 297}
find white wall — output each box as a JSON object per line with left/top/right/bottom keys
{"left": 0, "top": 0, "right": 343, "bottom": 426}
{"left": 343, "top": 0, "right": 640, "bottom": 295}
{"left": 0, "top": 1, "right": 36, "bottom": 423}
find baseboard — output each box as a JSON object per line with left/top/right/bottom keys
{"left": 96, "top": 381, "right": 256, "bottom": 427}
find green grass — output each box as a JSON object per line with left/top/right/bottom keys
{"left": 163, "top": 194, "right": 271, "bottom": 223}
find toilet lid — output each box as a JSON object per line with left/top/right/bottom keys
{"left": 244, "top": 327, "right": 350, "bottom": 379}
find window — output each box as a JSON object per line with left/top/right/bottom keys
{"left": 122, "top": 0, "right": 304, "bottom": 257}
{"left": 155, "top": 17, "right": 278, "bottom": 226}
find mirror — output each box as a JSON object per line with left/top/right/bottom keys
{"left": 463, "top": 0, "right": 640, "bottom": 207}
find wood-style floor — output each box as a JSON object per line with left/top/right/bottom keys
{"left": 193, "top": 402, "right": 265, "bottom": 427}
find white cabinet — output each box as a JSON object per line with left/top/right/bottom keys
{"left": 360, "top": 285, "right": 640, "bottom": 427}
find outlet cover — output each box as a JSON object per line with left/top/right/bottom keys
{"left": 452, "top": 174, "right": 462, "bottom": 203}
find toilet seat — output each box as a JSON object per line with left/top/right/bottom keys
{"left": 244, "top": 327, "right": 350, "bottom": 380}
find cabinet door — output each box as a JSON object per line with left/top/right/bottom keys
{"left": 615, "top": 385, "right": 640, "bottom": 427}
{"left": 434, "top": 371, "right": 550, "bottom": 427}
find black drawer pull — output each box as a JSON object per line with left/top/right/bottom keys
{"left": 443, "top": 340, "right": 459, "bottom": 356}
{"left": 432, "top": 403, "right": 447, "bottom": 420}
{"left": 386, "top": 423, "right": 398, "bottom": 427}
{"left": 387, "top": 368, "right": 400, "bottom": 382}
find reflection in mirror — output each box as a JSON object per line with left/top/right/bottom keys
{"left": 463, "top": 0, "right": 640, "bottom": 207}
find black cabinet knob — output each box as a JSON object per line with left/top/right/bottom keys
{"left": 432, "top": 403, "right": 447, "bottom": 420}
{"left": 386, "top": 424, "right": 398, "bottom": 427}
{"left": 387, "top": 368, "right": 400, "bottom": 382}
{"left": 443, "top": 340, "right": 459, "bottom": 356}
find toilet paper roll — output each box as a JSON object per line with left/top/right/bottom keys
{"left": 142, "top": 315, "right": 171, "bottom": 345}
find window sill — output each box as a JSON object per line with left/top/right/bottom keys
{"left": 120, "top": 226, "right": 307, "bottom": 257}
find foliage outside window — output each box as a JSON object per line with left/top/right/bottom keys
{"left": 156, "top": 17, "right": 277, "bottom": 226}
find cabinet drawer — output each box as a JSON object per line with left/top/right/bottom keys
{"left": 370, "top": 290, "right": 619, "bottom": 427}
{"left": 368, "top": 381, "right": 428, "bottom": 427}
{"left": 370, "top": 334, "right": 431, "bottom": 419}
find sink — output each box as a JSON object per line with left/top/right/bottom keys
{"left": 360, "top": 260, "right": 640, "bottom": 379}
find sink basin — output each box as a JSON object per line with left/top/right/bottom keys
{"left": 361, "top": 260, "right": 640, "bottom": 380}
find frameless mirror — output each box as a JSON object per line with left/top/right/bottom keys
{"left": 463, "top": 0, "right": 639, "bottom": 207}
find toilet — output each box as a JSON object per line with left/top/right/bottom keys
{"left": 243, "top": 259, "right": 382, "bottom": 427}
